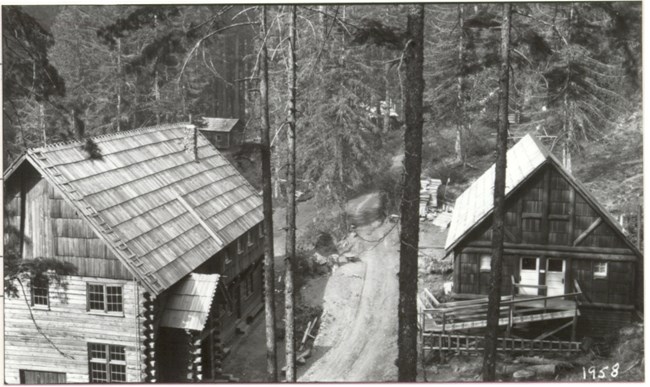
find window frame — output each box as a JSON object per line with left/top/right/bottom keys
{"left": 87, "top": 283, "right": 124, "bottom": 315}
{"left": 247, "top": 230, "right": 254, "bottom": 247}
{"left": 87, "top": 343, "right": 127, "bottom": 383}
{"left": 479, "top": 255, "right": 491, "bottom": 273}
{"left": 237, "top": 238, "right": 244, "bottom": 254}
{"left": 31, "top": 276, "right": 50, "bottom": 309}
{"left": 594, "top": 262, "right": 608, "bottom": 279}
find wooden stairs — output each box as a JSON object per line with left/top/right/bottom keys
{"left": 419, "top": 278, "right": 584, "bottom": 355}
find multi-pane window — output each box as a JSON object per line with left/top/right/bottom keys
{"left": 88, "top": 284, "right": 123, "bottom": 313}
{"left": 31, "top": 276, "right": 49, "bottom": 307}
{"left": 594, "top": 262, "right": 608, "bottom": 279}
{"left": 88, "top": 343, "right": 126, "bottom": 383}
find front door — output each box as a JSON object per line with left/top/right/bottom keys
{"left": 545, "top": 258, "right": 566, "bottom": 296}
{"left": 519, "top": 257, "right": 539, "bottom": 295}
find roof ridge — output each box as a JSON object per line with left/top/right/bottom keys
{"left": 29, "top": 122, "right": 192, "bottom": 154}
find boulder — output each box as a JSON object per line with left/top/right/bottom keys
{"left": 513, "top": 369, "right": 535, "bottom": 381}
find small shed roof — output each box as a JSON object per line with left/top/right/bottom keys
{"left": 6, "top": 123, "right": 262, "bottom": 295}
{"left": 444, "top": 134, "right": 641, "bottom": 258}
{"left": 200, "top": 118, "right": 241, "bottom": 133}
{"left": 160, "top": 273, "right": 219, "bottom": 331}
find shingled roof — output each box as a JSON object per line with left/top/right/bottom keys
{"left": 444, "top": 134, "right": 640, "bottom": 256}
{"left": 5, "top": 123, "right": 263, "bottom": 295}
{"left": 201, "top": 118, "right": 241, "bottom": 133}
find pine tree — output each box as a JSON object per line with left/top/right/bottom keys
{"left": 482, "top": 3, "right": 511, "bottom": 381}
{"left": 397, "top": 4, "right": 424, "bottom": 382}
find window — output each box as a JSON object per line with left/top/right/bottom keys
{"left": 479, "top": 255, "right": 491, "bottom": 272}
{"left": 88, "top": 343, "right": 126, "bottom": 383}
{"left": 247, "top": 230, "right": 255, "bottom": 247}
{"left": 594, "top": 262, "right": 608, "bottom": 278}
{"left": 223, "top": 251, "right": 232, "bottom": 267}
{"left": 237, "top": 238, "right": 244, "bottom": 254}
{"left": 87, "top": 284, "right": 123, "bottom": 313}
{"left": 31, "top": 276, "right": 49, "bottom": 308}
{"left": 258, "top": 223, "right": 265, "bottom": 239}
{"left": 521, "top": 257, "right": 538, "bottom": 271}
{"left": 20, "top": 370, "right": 66, "bottom": 384}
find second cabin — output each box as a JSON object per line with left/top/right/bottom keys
{"left": 445, "top": 134, "right": 643, "bottom": 337}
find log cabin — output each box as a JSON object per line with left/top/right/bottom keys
{"left": 445, "top": 134, "right": 643, "bottom": 337}
{"left": 4, "top": 123, "right": 265, "bottom": 383}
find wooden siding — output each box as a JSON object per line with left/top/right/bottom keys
{"left": 4, "top": 276, "right": 146, "bottom": 383}
{"left": 467, "top": 165, "right": 637, "bottom": 253}
{"left": 6, "top": 172, "right": 133, "bottom": 279}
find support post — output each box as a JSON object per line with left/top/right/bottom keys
{"left": 142, "top": 292, "right": 156, "bottom": 383}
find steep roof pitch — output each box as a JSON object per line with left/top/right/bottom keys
{"left": 444, "top": 134, "right": 641, "bottom": 257}
{"left": 201, "top": 118, "right": 241, "bottom": 133}
{"left": 5, "top": 124, "right": 262, "bottom": 295}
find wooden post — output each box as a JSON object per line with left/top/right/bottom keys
{"left": 571, "top": 296, "right": 578, "bottom": 342}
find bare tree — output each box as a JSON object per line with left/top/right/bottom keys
{"left": 482, "top": 3, "right": 512, "bottom": 381}
{"left": 284, "top": 5, "right": 298, "bottom": 383}
{"left": 260, "top": 5, "right": 278, "bottom": 381}
{"left": 397, "top": 3, "right": 424, "bottom": 382}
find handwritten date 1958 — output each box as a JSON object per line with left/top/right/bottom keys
{"left": 583, "top": 363, "right": 619, "bottom": 380}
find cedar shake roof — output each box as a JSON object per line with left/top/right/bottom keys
{"left": 200, "top": 118, "right": 241, "bottom": 133}
{"left": 444, "top": 134, "right": 641, "bottom": 257}
{"left": 159, "top": 273, "right": 219, "bottom": 331}
{"left": 5, "top": 123, "right": 263, "bottom": 295}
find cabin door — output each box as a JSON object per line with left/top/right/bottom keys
{"left": 545, "top": 258, "right": 566, "bottom": 296}
{"left": 519, "top": 257, "right": 539, "bottom": 295}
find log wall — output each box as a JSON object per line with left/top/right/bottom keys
{"left": 4, "top": 276, "right": 146, "bottom": 383}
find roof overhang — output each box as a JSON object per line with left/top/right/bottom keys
{"left": 159, "top": 273, "right": 220, "bottom": 331}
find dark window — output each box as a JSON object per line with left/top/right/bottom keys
{"left": 547, "top": 259, "right": 564, "bottom": 272}
{"left": 20, "top": 370, "right": 66, "bottom": 384}
{"left": 237, "top": 238, "right": 244, "bottom": 254}
{"left": 88, "top": 343, "right": 126, "bottom": 383}
{"left": 87, "top": 284, "right": 123, "bottom": 313}
{"left": 247, "top": 230, "right": 254, "bottom": 246}
{"left": 258, "top": 223, "right": 264, "bottom": 239}
{"left": 521, "top": 257, "right": 537, "bottom": 271}
{"left": 31, "top": 277, "right": 49, "bottom": 307}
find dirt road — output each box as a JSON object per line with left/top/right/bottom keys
{"left": 300, "top": 221, "right": 400, "bottom": 381}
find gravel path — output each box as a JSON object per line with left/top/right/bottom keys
{"left": 300, "top": 222, "right": 400, "bottom": 381}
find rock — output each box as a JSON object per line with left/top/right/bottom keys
{"left": 343, "top": 252, "right": 357, "bottom": 262}
{"left": 313, "top": 252, "right": 328, "bottom": 266}
{"left": 297, "top": 356, "right": 306, "bottom": 365}
{"left": 513, "top": 369, "right": 535, "bottom": 381}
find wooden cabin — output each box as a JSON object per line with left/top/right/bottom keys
{"left": 445, "top": 134, "right": 643, "bottom": 337}
{"left": 4, "top": 123, "right": 265, "bottom": 383}
{"left": 199, "top": 118, "right": 244, "bottom": 149}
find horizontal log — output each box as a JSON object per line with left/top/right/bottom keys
{"left": 465, "top": 242, "right": 637, "bottom": 256}
{"left": 461, "top": 247, "right": 637, "bottom": 262}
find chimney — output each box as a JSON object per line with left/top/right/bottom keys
{"left": 183, "top": 124, "right": 199, "bottom": 162}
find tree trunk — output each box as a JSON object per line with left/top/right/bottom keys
{"left": 397, "top": 4, "right": 424, "bottom": 382}
{"left": 482, "top": 3, "right": 511, "bottom": 382}
{"left": 260, "top": 6, "right": 278, "bottom": 381}
{"left": 383, "top": 63, "right": 391, "bottom": 134}
{"left": 116, "top": 38, "right": 122, "bottom": 132}
{"left": 455, "top": 4, "right": 466, "bottom": 164}
{"left": 284, "top": 5, "right": 297, "bottom": 383}
{"left": 40, "top": 103, "right": 46, "bottom": 146}
{"left": 154, "top": 70, "right": 160, "bottom": 125}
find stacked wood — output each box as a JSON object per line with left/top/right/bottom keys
{"left": 141, "top": 292, "right": 156, "bottom": 383}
